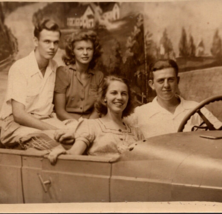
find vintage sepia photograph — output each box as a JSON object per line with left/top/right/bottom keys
{"left": 1, "top": 0, "right": 222, "bottom": 212}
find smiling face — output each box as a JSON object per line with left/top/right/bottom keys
{"left": 34, "top": 29, "right": 60, "bottom": 60}
{"left": 105, "top": 80, "right": 129, "bottom": 116}
{"left": 149, "top": 67, "right": 180, "bottom": 103}
{"left": 73, "top": 40, "right": 94, "bottom": 65}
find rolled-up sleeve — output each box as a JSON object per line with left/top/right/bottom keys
{"left": 75, "top": 119, "right": 96, "bottom": 147}
{"left": 55, "top": 66, "right": 70, "bottom": 94}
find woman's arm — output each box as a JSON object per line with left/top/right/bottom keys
{"left": 67, "top": 139, "right": 87, "bottom": 155}
{"left": 54, "top": 93, "right": 78, "bottom": 121}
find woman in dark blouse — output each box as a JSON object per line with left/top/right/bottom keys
{"left": 54, "top": 30, "right": 104, "bottom": 121}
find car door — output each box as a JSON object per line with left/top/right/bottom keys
{"left": 22, "top": 154, "right": 117, "bottom": 203}
{"left": 0, "top": 149, "right": 24, "bottom": 203}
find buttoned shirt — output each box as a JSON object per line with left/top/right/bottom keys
{"left": 0, "top": 51, "right": 57, "bottom": 120}
{"left": 125, "top": 96, "right": 222, "bottom": 139}
{"left": 54, "top": 65, "right": 104, "bottom": 115}
{"left": 74, "top": 118, "right": 143, "bottom": 157}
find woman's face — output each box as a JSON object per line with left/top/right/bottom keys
{"left": 73, "top": 40, "right": 94, "bottom": 65}
{"left": 105, "top": 81, "right": 129, "bottom": 115}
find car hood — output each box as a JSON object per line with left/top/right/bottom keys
{"left": 111, "top": 131, "right": 222, "bottom": 201}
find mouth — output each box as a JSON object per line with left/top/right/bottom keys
{"left": 82, "top": 57, "right": 89, "bottom": 60}
{"left": 114, "top": 102, "right": 124, "bottom": 107}
{"left": 48, "top": 52, "right": 55, "bottom": 56}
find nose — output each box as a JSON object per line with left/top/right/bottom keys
{"left": 163, "top": 79, "right": 169, "bottom": 88}
{"left": 83, "top": 48, "right": 88, "bottom": 55}
{"left": 117, "top": 93, "right": 123, "bottom": 100}
{"left": 49, "top": 42, "right": 55, "bottom": 50}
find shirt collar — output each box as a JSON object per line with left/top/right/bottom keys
{"left": 147, "top": 95, "right": 189, "bottom": 117}
{"left": 178, "top": 96, "right": 193, "bottom": 110}
{"left": 69, "top": 64, "right": 95, "bottom": 75}
{"left": 29, "top": 51, "right": 55, "bottom": 77}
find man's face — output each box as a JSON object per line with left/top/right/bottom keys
{"left": 34, "top": 29, "right": 60, "bottom": 60}
{"left": 149, "top": 67, "right": 180, "bottom": 102}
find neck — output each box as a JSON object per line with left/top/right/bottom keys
{"left": 157, "top": 96, "right": 180, "bottom": 114}
{"left": 35, "top": 50, "right": 49, "bottom": 75}
{"left": 104, "top": 110, "right": 123, "bottom": 126}
{"left": 75, "top": 61, "right": 89, "bottom": 73}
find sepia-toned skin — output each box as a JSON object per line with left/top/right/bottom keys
{"left": 148, "top": 67, "right": 180, "bottom": 114}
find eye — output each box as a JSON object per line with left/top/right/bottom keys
{"left": 54, "top": 41, "right": 59, "bottom": 45}
{"left": 110, "top": 91, "right": 117, "bottom": 95}
{"left": 168, "top": 78, "right": 175, "bottom": 82}
{"left": 122, "top": 92, "right": 128, "bottom": 96}
{"left": 157, "top": 79, "right": 164, "bottom": 83}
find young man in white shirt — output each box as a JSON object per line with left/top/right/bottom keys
{"left": 125, "top": 60, "right": 222, "bottom": 139}
{"left": 0, "top": 19, "right": 66, "bottom": 147}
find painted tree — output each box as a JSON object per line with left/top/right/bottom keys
{"left": 197, "top": 39, "right": 205, "bottom": 56}
{"left": 159, "top": 29, "right": 174, "bottom": 59}
{"left": 188, "top": 34, "right": 196, "bottom": 57}
{"left": 211, "top": 29, "right": 222, "bottom": 60}
{"left": 107, "top": 39, "right": 122, "bottom": 75}
{"left": 145, "top": 31, "right": 157, "bottom": 65}
{"left": 0, "top": 3, "right": 18, "bottom": 60}
{"left": 179, "top": 27, "right": 189, "bottom": 57}
{"left": 145, "top": 30, "right": 157, "bottom": 100}
{"left": 122, "top": 14, "right": 144, "bottom": 81}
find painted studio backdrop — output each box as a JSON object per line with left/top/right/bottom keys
{"left": 0, "top": 1, "right": 222, "bottom": 119}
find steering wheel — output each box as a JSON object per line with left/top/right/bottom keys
{"left": 177, "top": 95, "right": 222, "bottom": 132}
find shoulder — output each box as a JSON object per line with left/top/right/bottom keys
{"left": 8, "top": 56, "right": 29, "bottom": 76}
{"left": 93, "top": 70, "right": 104, "bottom": 79}
{"left": 76, "top": 118, "right": 99, "bottom": 134}
{"left": 94, "top": 70, "right": 104, "bottom": 76}
{"left": 56, "top": 66, "right": 72, "bottom": 78}
{"left": 135, "top": 102, "right": 153, "bottom": 113}
{"left": 56, "top": 65, "right": 68, "bottom": 73}
{"left": 180, "top": 97, "right": 199, "bottom": 109}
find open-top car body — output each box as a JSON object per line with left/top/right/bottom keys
{"left": 1, "top": 95, "right": 222, "bottom": 203}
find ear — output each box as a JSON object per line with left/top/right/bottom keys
{"left": 148, "top": 80, "right": 155, "bottom": 90}
{"left": 177, "top": 76, "right": 180, "bottom": 84}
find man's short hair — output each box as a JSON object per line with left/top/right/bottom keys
{"left": 34, "top": 19, "right": 61, "bottom": 39}
{"left": 149, "top": 59, "right": 179, "bottom": 80}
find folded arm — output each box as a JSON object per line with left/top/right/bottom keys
{"left": 12, "top": 100, "right": 58, "bottom": 130}
{"left": 54, "top": 93, "right": 79, "bottom": 120}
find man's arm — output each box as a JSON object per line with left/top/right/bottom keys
{"left": 12, "top": 100, "right": 58, "bottom": 130}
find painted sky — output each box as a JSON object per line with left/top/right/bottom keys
{"left": 132, "top": 0, "right": 222, "bottom": 57}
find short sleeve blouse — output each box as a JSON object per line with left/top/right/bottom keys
{"left": 74, "top": 119, "right": 144, "bottom": 156}
{"left": 54, "top": 65, "right": 104, "bottom": 114}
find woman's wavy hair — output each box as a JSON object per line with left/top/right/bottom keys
{"left": 95, "top": 75, "right": 135, "bottom": 117}
{"left": 63, "top": 30, "right": 102, "bottom": 69}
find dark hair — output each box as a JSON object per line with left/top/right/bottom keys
{"left": 63, "top": 30, "right": 102, "bottom": 69}
{"left": 149, "top": 59, "right": 179, "bottom": 80}
{"left": 95, "top": 75, "right": 134, "bottom": 117}
{"left": 34, "top": 19, "right": 61, "bottom": 39}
